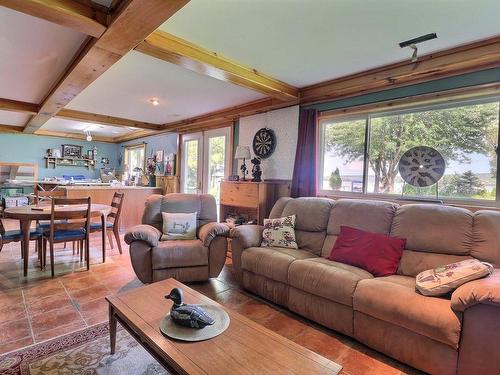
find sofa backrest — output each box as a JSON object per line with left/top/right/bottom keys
{"left": 391, "top": 204, "right": 474, "bottom": 276}
{"left": 268, "top": 197, "right": 500, "bottom": 275}
{"left": 472, "top": 210, "right": 500, "bottom": 267}
{"left": 270, "top": 197, "right": 334, "bottom": 255}
{"left": 142, "top": 193, "right": 217, "bottom": 233}
{"left": 321, "top": 199, "right": 398, "bottom": 257}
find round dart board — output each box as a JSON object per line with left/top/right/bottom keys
{"left": 252, "top": 128, "right": 276, "bottom": 159}
{"left": 398, "top": 146, "right": 446, "bottom": 187}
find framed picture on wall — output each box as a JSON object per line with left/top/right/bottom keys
{"left": 164, "top": 153, "right": 176, "bottom": 176}
{"left": 62, "top": 144, "right": 82, "bottom": 158}
{"left": 155, "top": 150, "right": 164, "bottom": 163}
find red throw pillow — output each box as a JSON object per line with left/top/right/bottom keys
{"left": 328, "top": 226, "right": 406, "bottom": 277}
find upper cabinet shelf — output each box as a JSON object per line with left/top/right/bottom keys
{"left": 44, "top": 157, "right": 95, "bottom": 169}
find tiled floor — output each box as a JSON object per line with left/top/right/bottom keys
{"left": 0, "top": 221, "right": 422, "bottom": 375}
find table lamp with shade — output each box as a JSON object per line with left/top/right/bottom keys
{"left": 234, "top": 146, "right": 251, "bottom": 181}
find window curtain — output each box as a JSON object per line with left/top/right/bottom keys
{"left": 291, "top": 108, "right": 318, "bottom": 197}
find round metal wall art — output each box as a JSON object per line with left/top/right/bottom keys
{"left": 252, "top": 128, "right": 276, "bottom": 159}
{"left": 398, "top": 146, "right": 446, "bottom": 187}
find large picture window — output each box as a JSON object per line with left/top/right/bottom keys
{"left": 318, "top": 97, "right": 500, "bottom": 203}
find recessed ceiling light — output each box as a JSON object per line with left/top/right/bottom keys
{"left": 149, "top": 97, "right": 160, "bottom": 106}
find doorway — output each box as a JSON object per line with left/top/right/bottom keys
{"left": 180, "top": 127, "right": 232, "bottom": 205}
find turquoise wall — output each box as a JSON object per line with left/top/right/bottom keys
{"left": 0, "top": 133, "right": 119, "bottom": 179}
{"left": 303, "top": 67, "right": 500, "bottom": 112}
{"left": 118, "top": 132, "right": 178, "bottom": 173}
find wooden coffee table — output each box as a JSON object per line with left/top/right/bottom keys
{"left": 106, "top": 278, "right": 342, "bottom": 375}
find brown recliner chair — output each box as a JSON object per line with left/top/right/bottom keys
{"left": 125, "top": 193, "right": 229, "bottom": 283}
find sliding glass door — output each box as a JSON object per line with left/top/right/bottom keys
{"left": 181, "top": 127, "right": 231, "bottom": 204}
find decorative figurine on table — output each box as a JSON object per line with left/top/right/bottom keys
{"left": 165, "top": 288, "right": 215, "bottom": 329}
{"left": 251, "top": 157, "right": 262, "bottom": 182}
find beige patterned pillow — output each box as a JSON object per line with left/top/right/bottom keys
{"left": 161, "top": 212, "right": 197, "bottom": 241}
{"left": 261, "top": 215, "right": 298, "bottom": 249}
{"left": 416, "top": 259, "right": 493, "bottom": 296}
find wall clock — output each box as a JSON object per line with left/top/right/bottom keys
{"left": 398, "top": 146, "right": 445, "bottom": 187}
{"left": 252, "top": 128, "right": 276, "bottom": 159}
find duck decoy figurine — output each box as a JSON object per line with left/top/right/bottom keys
{"left": 165, "top": 288, "right": 215, "bottom": 329}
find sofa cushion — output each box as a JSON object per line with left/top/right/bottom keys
{"left": 329, "top": 226, "right": 405, "bottom": 277}
{"left": 241, "top": 247, "right": 317, "bottom": 283}
{"left": 161, "top": 194, "right": 217, "bottom": 232}
{"left": 416, "top": 259, "right": 493, "bottom": 297}
{"left": 278, "top": 197, "right": 334, "bottom": 255}
{"left": 390, "top": 204, "right": 473, "bottom": 256}
{"left": 327, "top": 199, "right": 398, "bottom": 236}
{"left": 472, "top": 210, "right": 500, "bottom": 266}
{"left": 261, "top": 215, "right": 298, "bottom": 249}
{"left": 161, "top": 212, "right": 197, "bottom": 240}
{"left": 152, "top": 240, "right": 208, "bottom": 269}
{"left": 397, "top": 250, "right": 472, "bottom": 277}
{"left": 321, "top": 199, "right": 398, "bottom": 257}
{"left": 288, "top": 258, "right": 373, "bottom": 306}
{"left": 354, "top": 275, "right": 462, "bottom": 348}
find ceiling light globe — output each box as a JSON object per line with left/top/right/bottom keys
{"left": 86, "top": 135, "right": 92, "bottom": 142}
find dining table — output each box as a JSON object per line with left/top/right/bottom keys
{"left": 4, "top": 203, "right": 112, "bottom": 277}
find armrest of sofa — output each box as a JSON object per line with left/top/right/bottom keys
{"left": 124, "top": 225, "right": 161, "bottom": 248}
{"left": 230, "top": 225, "right": 263, "bottom": 249}
{"left": 199, "top": 222, "right": 230, "bottom": 247}
{"left": 451, "top": 269, "right": 500, "bottom": 312}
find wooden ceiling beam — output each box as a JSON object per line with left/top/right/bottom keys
{"left": 0, "top": 98, "right": 39, "bottom": 114}
{"left": 34, "top": 129, "right": 115, "bottom": 143}
{"left": 0, "top": 0, "right": 108, "bottom": 38}
{"left": 112, "top": 129, "right": 158, "bottom": 143}
{"left": 22, "top": 0, "right": 190, "bottom": 134}
{"left": 135, "top": 30, "right": 299, "bottom": 101}
{"left": 56, "top": 109, "right": 163, "bottom": 131}
{"left": 162, "top": 97, "right": 299, "bottom": 131}
{"left": 0, "top": 124, "right": 23, "bottom": 133}
{"left": 300, "top": 35, "right": 500, "bottom": 105}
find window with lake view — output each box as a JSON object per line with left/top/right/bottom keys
{"left": 318, "top": 97, "right": 500, "bottom": 202}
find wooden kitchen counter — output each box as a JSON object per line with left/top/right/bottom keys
{"left": 62, "top": 186, "right": 162, "bottom": 230}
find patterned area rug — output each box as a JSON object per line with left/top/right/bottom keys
{"left": 0, "top": 323, "right": 168, "bottom": 375}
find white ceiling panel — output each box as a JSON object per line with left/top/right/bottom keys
{"left": 42, "top": 118, "right": 133, "bottom": 137}
{"left": 160, "top": 0, "right": 500, "bottom": 87}
{"left": 0, "top": 7, "right": 87, "bottom": 103}
{"left": 0, "top": 110, "right": 31, "bottom": 127}
{"left": 66, "top": 51, "right": 265, "bottom": 124}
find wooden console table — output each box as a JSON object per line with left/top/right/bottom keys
{"left": 219, "top": 180, "right": 291, "bottom": 225}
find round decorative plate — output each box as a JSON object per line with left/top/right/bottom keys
{"left": 252, "top": 128, "right": 276, "bottom": 159}
{"left": 398, "top": 146, "right": 445, "bottom": 187}
{"left": 159, "top": 304, "right": 230, "bottom": 342}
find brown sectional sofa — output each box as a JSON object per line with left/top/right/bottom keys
{"left": 231, "top": 197, "right": 500, "bottom": 375}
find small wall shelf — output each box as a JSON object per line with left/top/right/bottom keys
{"left": 44, "top": 157, "right": 96, "bottom": 169}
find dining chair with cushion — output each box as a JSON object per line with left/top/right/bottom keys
{"left": 42, "top": 197, "right": 91, "bottom": 277}
{"left": 90, "top": 192, "right": 124, "bottom": 262}
{"left": 35, "top": 189, "right": 68, "bottom": 247}
{"left": 0, "top": 219, "right": 43, "bottom": 265}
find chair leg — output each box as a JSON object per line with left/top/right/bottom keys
{"left": 113, "top": 227, "right": 122, "bottom": 255}
{"left": 63, "top": 242, "right": 67, "bottom": 249}
{"left": 80, "top": 240, "right": 83, "bottom": 262}
{"left": 42, "top": 239, "right": 47, "bottom": 269}
{"left": 101, "top": 229, "right": 106, "bottom": 263}
{"left": 72, "top": 241, "right": 75, "bottom": 255}
{"left": 86, "top": 239, "right": 90, "bottom": 271}
{"left": 37, "top": 238, "right": 43, "bottom": 270}
{"left": 50, "top": 241, "right": 55, "bottom": 278}
{"left": 107, "top": 231, "right": 114, "bottom": 250}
